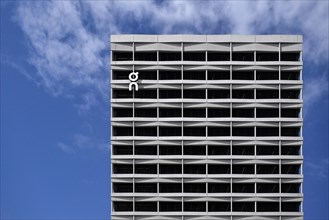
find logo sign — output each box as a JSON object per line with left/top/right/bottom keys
{"left": 128, "top": 72, "right": 139, "bottom": 91}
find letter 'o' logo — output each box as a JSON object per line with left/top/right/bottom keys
{"left": 128, "top": 72, "right": 139, "bottom": 91}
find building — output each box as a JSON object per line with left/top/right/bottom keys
{"left": 110, "top": 35, "right": 303, "bottom": 220}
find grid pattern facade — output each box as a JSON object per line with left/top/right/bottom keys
{"left": 110, "top": 35, "right": 303, "bottom": 220}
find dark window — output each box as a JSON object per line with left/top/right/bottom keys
{"left": 282, "top": 127, "right": 300, "bottom": 137}
{"left": 113, "top": 127, "right": 133, "bottom": 136}
{"left": 208, "top": 52, "right": 230, "bottom": 61}
{"left": 232, "top": 145, "right": 254, "bottom": 155}
{"left": 159, "top": 127, "right": 182, "bottom": 136}
{"left": 112, "top": 108, "right": 133, "bottom": 117}
{"left": 184, "top": 164, "right": 206, "bottom": 174}
{"left": 113, "top": 145, "right": 133, "bottom": 155}
{"left": 257, "top": 165, "right": 279, "bottom": 174}
{"left": 232, "top": 183, "right": 254, "bottom": 193}
{"left": 256, "top": 89, "right": 279, "bottom": 99}
{"left": 113, "top": 202, "right": 133, "bottom": 211}
{"left": 135, "top": 202, "right": 157, "bottom": 212}
{"left": 281, "top": 146, "right": 300, "bottom": 155}
{"left": 138, "top": 71, "right": 157, "bottom": 80}
{"left": 232, "top": 127, "right": 254, "bottom": 137}
{"left": 183, "top": 52, "right": 205, "bottom": 61}
{"left": 184, "top": 145, "right": 206, "bottom": 155}
{"left": 113, "top": 183, "right": 133, "bottom": 193}
{"left": 159, "top": 89, "right": 181, "bottom": 98}
{"left": 208, "top": 183, "right": 230, "bottom": 193}
{"left": 282, "top": 165, "right": 300, "bottom": 174}
{"left": 112, "top": 52, "right": 133, "bottom": 61}
{"left": 208, "top": 146, "right": 230, "bottom": 155}
{"left": 183, "top": 90, "right": 206, "bottom": 99}
{"left": 134, "top": 52, "right": 157, "bottom": 61}
{"left": 208, "top": 89, "right": 230, "bottom": 99}
{"left": 232, "top": 165, "right": 254, "bottom": 174}
{"left": 159, "top": 183, "right": 182, "bottom": 193}
{"left": 183, "top": 71, "right": 205, "bottom": 80}
{"left": 281, "top": 71, "right": 300, "bottom": 80}
{"left": 208, "top": 127, "right": 230, "bottom": 136}
{"left": 232, "top": 202, "right": 255, "bottom": 212}
{"left": 135, "top": 164, "right": 157, "bottom": 174}
{"left": 281, "top": 108, "right": 300, "bottom": 118}
{"left": 184, "top": 127, "right": 206, "bottom": 136}
{"left": 135, "top": 108, "right": 157, "bottom": 117}
{"left": 257, "top": 127, "right": 279, "bottom": 136}
{"left": 208, "top": 165, "right": 230, "bottom": 174}
{"left": 159, "top": 108, "right": 181, "bottom": 117}
{"left": 113, "top": 89, "right": 133, "bottom": 99}
{"left": 257, "top": 108, "right": 279, "bottom": 118}
{"left": 281, "top": 202, "right": 300, "bottom": 212}
{"left": 135, "top": 183, "right": 157, "bottom": 193}
{"left": 159, "top": 70, "right": 181, "bottom": 80}
{"left": 134, "top": 89, "right": 157, "bottom": 99}
{"left": 159, "top": 202, "right": 182, "bottom": 212}
{"left": 184, "top": 202, "right": 206, "bottom": 212}
{"left": 112, "top": 71, "right": 130, "bottom": 80}
{"left": 159, "top": 145, "right": 182, "bottom": 155}
{"left": 232, "top": 71, "right": 254, "bottom": 80}
{"left": 281, "top": 183, "right": 300, "bottom": 193}
{"left": 232, "top": 52, "right": 254, "bottom": 61}
{"left": 232, "top": 108, "right": 254, "bottom": 118}
{"left": 232, "top": 90, "right": 254, "bottom": 99}
{"left": 184, "top": 183, "right": 206, "bottom": 193}
{"left": 159, "top": 164, "right": 182, "bottom": 174}
{"left": 135, "top": 145, "right": 157, "bottom": 155}
{"left": 209, "top": 202, "right": 231, "bottom": 212}
{"left": 256, "top": 71, "right": 279, "bottom": 80}
{"left": 113, "top": 164, "right": 133, "bottom": 174}
{"left": 281, "top": 52, "right": 300, "bottom": 61}
{"left": 281, "top": 90, "right": 300, "bottom": 99}
{"left": 159, "top": 52, "right": 181, "bottom": 61}
{"left": 208, "top": 71, "right": 230, "bottom": 80}
{"left": 135, "top": 127, "right": 157, "bottom": 136}
{"left": 184, "top": 108, "right": 206, "bottom": 117}
{"left": 257, "top": 183, "right": 279, "bottom": 193}
{"left": 256, "top": 145, "right": 279, "bottom": 155}
{"left": 257, "top": 202, "right": 279, "bottom": 212}
{"left": 208, "top": 108, "right": 230, "bottom": 117}
{"left": 256, "top": 52, "right": 279, "bottom": 61}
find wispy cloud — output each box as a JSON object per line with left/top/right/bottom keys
{"left": 304, "top": 158, "right": 329, "bottom": 179}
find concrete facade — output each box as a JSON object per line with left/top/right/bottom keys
{"left": 110, "top": 35, "right": 303, "bottom": 220}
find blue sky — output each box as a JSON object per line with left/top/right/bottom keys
{"left": 0, "top": 1, "right": 328, "bottom": 219}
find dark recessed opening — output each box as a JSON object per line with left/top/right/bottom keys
{"left": 159, "top": 145, "right": 182, "bottom": 155}
{"left": 159, "top": 108, "right": 181, "bottom": 117}
{"left": 257, "top": 108, "right": 279, "bottom": 117}
{"left": 159, "top": 183, "right": 182, "bottom": 193}
{"left": 232, "top": 165, "right": 254, "bottom": 174}
{"left": 208, "top": 89, "right": 230, "bottom": 99}
{"left": 208, "top": 52, "right": 230, "bottom": 61}
{"left": 281, "top": 202, "right": 300, "bottom": 212}
{"left": 232, "top": 71, "right": 254, "bottom": 80}
{"left": 208, "top": 71, "right": 230, "bottom": 80}
{"left": 281, "top": 165, "right": 300, "bottom": 174}
{"left": 113, "top": 183, "right": 133, "bottom": 193}
{"left": 257, "top": 202, "right": 279, "bottom": 212}
{"left": 138, "top": 71, "right": 157, "bottom": 80}
{"left": 232, "top": 90, "right": 254, "bottom": 99}
{"left": 135, "top": 164, "right": 157, "bottom": 174}
{"left": 257, "top": 164, "right": 279, "bottom": 174}
{"left": 184, "top": 145, "right": 206, "bottom": 155}
{"left": 256, "top": 71, "right": 279, "bottom": 80}
{"left": 281, "top": 127, "right": 300, "bottom": 137}
{"left": 135, "top": 127, "right": 157, "bottom": 136}
{"left": 112, "top": 71, "right": 131, "bottom": 80}
{"left": 232, "top": 108, "right": 254, "bottom": 117}
{"left": 184, "top": 108, "right": 206, "bottom": 117}
{"left": 183, "top": 90, "right": 206, "bottom": 99}
{"left": 134, "top": 52, "right": 157, "bottom": 61}
{"left": 183, "top": 71, "right": 206, "bottom": 80}
{"left": 281, "top": 146, "right": 300, "bottom": 155}
{"left": 159, "top": 127, "right": 182, "bottom": 136}
{"left": 135, "top": 108, "right": 157, "bottom": 117}
{"left": 281, "top": 108, "right": 300, "bottom": 118}
{"left": 112, "top": 52, "right": 133, "bottom": 61}
{"left": 113, "top": 89, "right": 133, "bottom": 99}
{"left": 232, "top": 127, "right": 255, "bottom": 137}
{"left": 113, "top": 202, "right": 133, "bottom": 211}
{"left": 232, "top": 52, "right": 254, "bottom": 61}
{"left": 281, "top": 71, "right": 300, "bottom": 80}
{"left": 134, "top": 89, "right": 157, "bottom": 99}
{"left": 257, "top": 183, "right": 279, "bottom": 193}
{"left": 135, "top": 202, "right": 157, "bottom": 212}
{"left": 159, "top": 52, "right": 181, "bottom": 61}
{"left": 183, "top": 52, "right": 206, "bottom": 61}
{"left": 281, "top": 183, "right": 300, "bottom": 193}
{"left": 113, "top": 127, "right": 133, "bottom": 136}
{"left": 184, "top": 183, "right": 206, "bottom": 193}
{"left": 112, "top": 108, "right": 133, "bottom": 117}
{"left": 159, "top": 89, "right": 181, "bottom": 98}
{"left": 183, "top": 126, "right": 206, "bottom": 137}
{"left": 281, "top": 52, "right": 300, "bottom": 61}
{"left": 184, "top": 202, "right": 206, "bottom": 212}
{"left": 208, "top": 108, "right": 230, "bottom": 117}
{"left": 159, "top": 202, "right": 182, "bottom": 212}
{"left": 208, "top": 165, "right": 230, "bottom": 174}
{"left": 256, "top": 89, "right": 279, "bottom": 99}
{"left": 232, "top": 183, "right": 254, "bottom": 193}
{"left": 281, "top": 90, "right": 300, "bottom": 99}
{"left": 209, "top": 202, "right": 231, "bottom": 212}
{"left": 135, "top": 145, "right": 157, "bottom": 155}
{"left": 113, "top": 164, "right": 133, "bottom": 174}
{"left": 256, "top": 52, "right": 279, "bottom": 61}
{"left": 113, "top": 145, "right": 133, "bottom": 155}
{"left": 256, "top": 127, "right": 279, "bottom": 136}
{"left": 256, "top": 145, "right": 279, "bottom": 155}
{"left": 208, "top": 183, "right": 230, "bottom": 193}
{"left": 232, "top": 145, "right": 254, "bottom": 155}
{"left": 159, "top": 164, "right": 182, "bottom": 174}
{"left": 184, "top": 164, "right": 206, "bottom": 174}
{"left": 135, "top": 183, "right": 157, "bottom": 193}
{"left": 232, "top": 202, "right": 255, "bottom": 212}
{"left": 159, "top": 70, "right": 181, "bottom": 80}
{"left": 208, "top": 127, "right": 231, "bottom": 136}
{"left": 208, "top": 145, "right": 230, "bottom": 155}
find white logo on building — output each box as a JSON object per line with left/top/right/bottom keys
{"left": 129, "top": 72, "right": 139, "bottom": 91}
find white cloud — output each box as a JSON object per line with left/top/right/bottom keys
{"left": 304, "top": 158, "right": 329, "bottom": 179}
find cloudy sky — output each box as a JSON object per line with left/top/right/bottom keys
{"left": 1, "top": 1, "right": 328, "bottom": 219}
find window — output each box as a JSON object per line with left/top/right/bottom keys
{"left": 256, "top": 145, "right": 279, "bottom": 155}
{"left": 112, "top": 108, "right": 133, "bottom": 117}
{"left": 257, "top": 202, "right": 279, "bottom": 212}
{"left": 208, "top": 165, "right": 230, "bottom": 174}
{"left": 112, "top": 52, "right": 133, "bottom": 61}
{"left": 208, "top": 145, "right": 230, "bottom": 155}
{"left": 135, "top": 202, "right": 157, "bottom": 212}
{"left": 135, "top": 145, "right": 157, "bottom": 155}
{"left": 135, "top": 164, "right": 157, "bottom": 174}
{"left": 232, "top": 165, "right": 254, "bottom": 174}
{"left": 135, "top": 108, "right": 157, "bottom": 117}
{"left": 281, "top": 202, "right": 300, "bottom": 212}
{"left": 159, "top": 89, "right": 181, "bottom": 98}
{"left": 184, "top": 108, "right": 206, "bottom": 117}
{"left": 281, "top": 71, "right": 300, "bottom": 80}
{"left": 281, "top": 146, "right": 300, "bottom": 155}
{"left": 281, "top": 127, "right": 300, "bottom": 137}
{"left": 113, "top": 183, "right": 133, "bottom": 193}
{"left": 232, "top": 108, "right": 254, "bottom": 118}
{"left": 159, "top": 52, "right": 181, "bottom": 61}
{"left": 134, "top": 52, "right": 157, "bottom": 61}
{"left": 183, "top": 71, "right": 205, "bottom": 80}
{"left": 183, "top": 90, "right": 206, "bottom": 99}
{"left": 232, "top": 202, "right": 254, "bottom": 212}
{"left": 184, "top": 145, "right": 206, "bottom": 155}
{"left": 281, "top": 165, "right": 300, "bottom": 174}
{"left": 113, "top": 145, "right": 133, "bottom": 155}
{"left": 208, "top": 52, "right": 230, "bottom": 61}
{"left": 257, "top": 127, "right": 279, "bottom": 136}
{"left": 232, "top": 52, "right": 254, "bottom": 61}
{"left": 281, "top": 108, "right": 300, "bottom": 118}
{"left": 232, "top": 71, "right": 254, "bottom": 80}
{"left": 256, "top": 71, "right": 279, "bottom": 80}
{"left": 184, "top": 202, "right": 206, "bottom": 212}
{"left": 159, "top": 164, "right": 182, "bottom": 174}
{"left": 113, "top": 202, "right": 133, "bottom": 211}
{"left": 281, "top": 183, "right": 300, "bottom": 193}
{"left": 138, "top": 71, "right": 157, "bottom": 80}
{"left": 113, "top": 164, "right": 133, "bottom": 174}
{"left": 135, "top": 127, "right": 157, "bottom": 136}
{"left": 184, "top": 183, "right": 206, "bottom": 193}
{"left": 184, "top": 164, "right": 206, "bottom": 174}
{"left": 281, "top": 90, "right": 300, "bottom": 99}
{"left": 208, "top": 108, "right": 230, "bottom": 117}
{"left": 208, "top": 183, "right": 230, "bottom": 193}
{"left": 232, "top": 90, "right": 254, "bottom": 99}
{"left": 208, "top": 89, "right": 230, "bottom": 99}
{"left": 134, "top": 89, "right": 157, "bottom": 99}
{"left": 232, "top": 127, "right": 254, "bottom": 137}
{"left": 159, "top": 127, "right": 182, "bottom": 136}
{"left": 208, "top": 71, "right": 230, "bottom": 80}
{"left": 159, "top": 70, "right": 181, "bottom": 80}
{"left": 113, "top": 127, "right": 133, "bottom": 136}
{"left": 256, "top": 52, "right": 279, "bottom": 61}
{"left": 256, "top": 89, "right": 279, "bottom": 99}
{"left": 159, "top": 183, "right": 181, "bottom": 193}
{"left": 112, "top": 89, "right": 133, "bottom": 99}
{"left": 112, "top": 71, "right": 130, "bottom": 80}
{"left": 208, "top": 127, "right": 230, "bottom": 136}
{"left": 232, "top": 145, "right": 254, "bottom": 155}
{"left": 281, "top": 52, "right": 300, "bottom": 61}
{"left": 257, "top": 183, "right": 279, "bottom": 193}
{"left": 159, "top": 145, "right": 182, "bottom": 155}
{"left": 257, "top": 108, "right": 279, "bottom": 118}
{"left": 135, "top": 183, "right": 157, "bottom": 193}
{"left": 183, "top": 52, "right": 205, "bottom": 61}
{"left": 159, "top": 202, "right": 182, "bottom": 212}
{"left": 159, "top": 108, "right": 181, "bottom": 117}
{"left": 232, "top": 183, "right": 254, "bottom": 193}
{"left": 257, "top": 164, "right": 279, "bottom": 174}
{"left": 209, "top": 202, "right": 231, "bottom": 212}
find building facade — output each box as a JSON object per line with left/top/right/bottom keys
{"left": 110, "top": 35, "right": 303, "bottom": 220}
